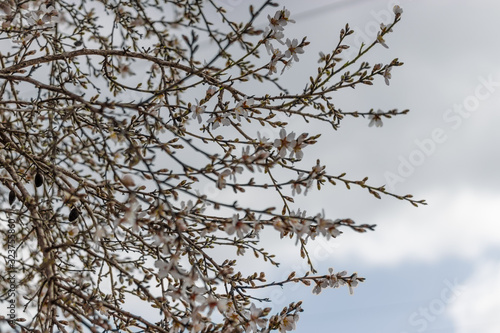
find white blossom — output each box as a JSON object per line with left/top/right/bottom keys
{"left": 246, "top": 304, "right": 268, "bottom": 332}
{"left": 311, "top": 160, "right": 325, "bottom": 176}
{"left": 348, "top": 273, "right": 359, "bottom": 295}
{"left": 368, "top": 109, "right": 384, "bottom": 127}
{"left": 277, "top": 7, "right": 295, "bottom": 26}
{"left": 208, "top": 112, "right": 231, "bottom": 129}
{"left": 225, "top": 214, "right": 252, "bottom": 238}
{"left": 278, "top": 313, "right": 299, "bottom": 333}
{"left": 384, "top": 66, "right": 392, "bottom": 86}
{"left": 216, "top": 169, "right": 232, "bottom": 189}
{"left": 377, "top": 32, "right": 389, "bottom": 49}
{"left": 201, "top": 296, "right": 228, "bottom": 316}
{"left": 241, "top": 146, "right": 255, "bottom": 168}
{"left": 263, "top": 27, "right": 285, "bottom": 55}
{"left": 257, "top": 132, "right": 272, "bottom": 149}
{"left": 191, "top": 102, "right": 206, "bottom": 124}
{"left": 68, "top": 226, "right": 79, "bottom": 238}
{"left": 234, "top": 97, "right": 254, "bottom": 122}
{"left": 268, "top": 59, "right": 278, "bottom": 75}
{"left": 206, "top": 86, "right": 217, "bottom": 95}
{"left": 289, "top": 133, "right": 307, "bottom": 160}
{"left": 26, "top": 4, "right": 58, "bottom": 28}
{"left": 291, "top": 178, "right": 303, "bottom": 196}
{"left": 284, "top": 38, "right": 304, "bottom": 62}
{"left": 380, "top": 23, "right": 393, "bottom": 33}
{"left": 267, "top": 11, "right": 285, "bottom": 32}
{"left": 273, "top": 128, "right": 295, "bottom": 158}
{"left": 154, "top": 259, "right": 171, "bottom": 279}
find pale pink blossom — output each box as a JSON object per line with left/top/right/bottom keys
{"left": 377, "top": 32, "right": 389, "bottom": 49}
{"left": 68, "top": 226, "right": 79, "bottom": 238}
{"left": 273, "top": 128, "right": 295, "bottom": 158}
{"left": 348, "top": 273, "right": 359, "bottom": 295}
{"left": 225, "top": 214, "right": 252, "bottom": 238}
{"left": 191, "top": 102, "right": 206, "bottom": 123}
{"left": 216, "top": 169, "right": 231, "bottom": 189}
{"left": 291, "top": 180, "right": 302, "bottom": 196}
{"left": 279, "top": 314, "right": 298, "bottom": 333}
{"left": 311, "top": 160, "right": 325, "bottom": 176}
{"left": 154, "top": 259, "right": 171, "bottom": 279}
{"left": 201, "top": 296, "right": 228, "bottom": 316}
{"left": 284, "top": 38, "right": 304, "bottom": 62}
{"left": 384, "top": 66, "right": 392, "bottom": 85}
{"left": 267, "top": 12, "right": 285, "bottom": 32}
{"left": 314, "top": 211, "right": 342, "bottom": 239}
{"left": 368, "top": 109, "right": 384, "bottom": 127}
{"left": 121, "top": 174, "right": 135, "bottom": 187}
{"left": 206, "top": 86, "right": 217, "bottom": 95}
{"left": 277, "top": 7, "right": 295, "bottom": 26}
{"left": 208, "top": 112, "right": 231, "bottom": 129}
{"left": 268, "top": 59, "right": 278, "bottom": 75}
{"left": 26, "top": 4, "right": 58, "bottom": 28}
{"left": 263, "top": 27, "right": 285, "bottom": 54}
{"left": 234, "top": 97, "right": 254, "bottom": 122}
{"left": 246, "top": 304, "right": 268, "bottom": 332}
{"left": 289, "top": 133, "right": 307, "bottom": 159}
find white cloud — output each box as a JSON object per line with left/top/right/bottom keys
{"left": 308, "top": 190, "right": 500, "bottom": 266}
{"left": 448, "top": 260, "right": 500, "bottom": 333}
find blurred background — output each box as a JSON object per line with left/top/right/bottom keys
{"left": 212, "top": 0, "right": 500, "bottom": 332}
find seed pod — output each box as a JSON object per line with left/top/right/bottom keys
{"left": 9, "top": 190, "right": 15, "bottom": 205}
{"left": 69, "top": 207, "right": 79, "bottom": 222}
{"left": 35, "top": 172, "right": 43, "bottom": 187}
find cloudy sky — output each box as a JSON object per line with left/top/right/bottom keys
{"left": 231, "top": 0, "right": 500, "bottom": 332}
{"left": 3, "top": 1, "right": 498, "bottom": 332}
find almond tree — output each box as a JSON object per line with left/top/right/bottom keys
{"left": 0, "top": 1, "right": 422, "bottom": 332}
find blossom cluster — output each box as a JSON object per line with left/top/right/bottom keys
{"left": 273, "top": 129, "right": 308, "bottom": 160}
{"left": 271, "top": 208, "right": 343, "bottom": 244}
{"left": 195, "top": 90, "right": 255, "bottom": 128}
{"left": 311, "top": 268, "right": 361, "bottom": 296}
{"left": 374, "top": 5, "right": 403, "bottom": 89}
{"left": 262, "top": 7, "right": 307, "bottom": 75}
{"left": 290, "top": 160, "right": 326, "bottom": 196}
{"left": 0, "top": 2, "right": 58, "bottom": 40}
